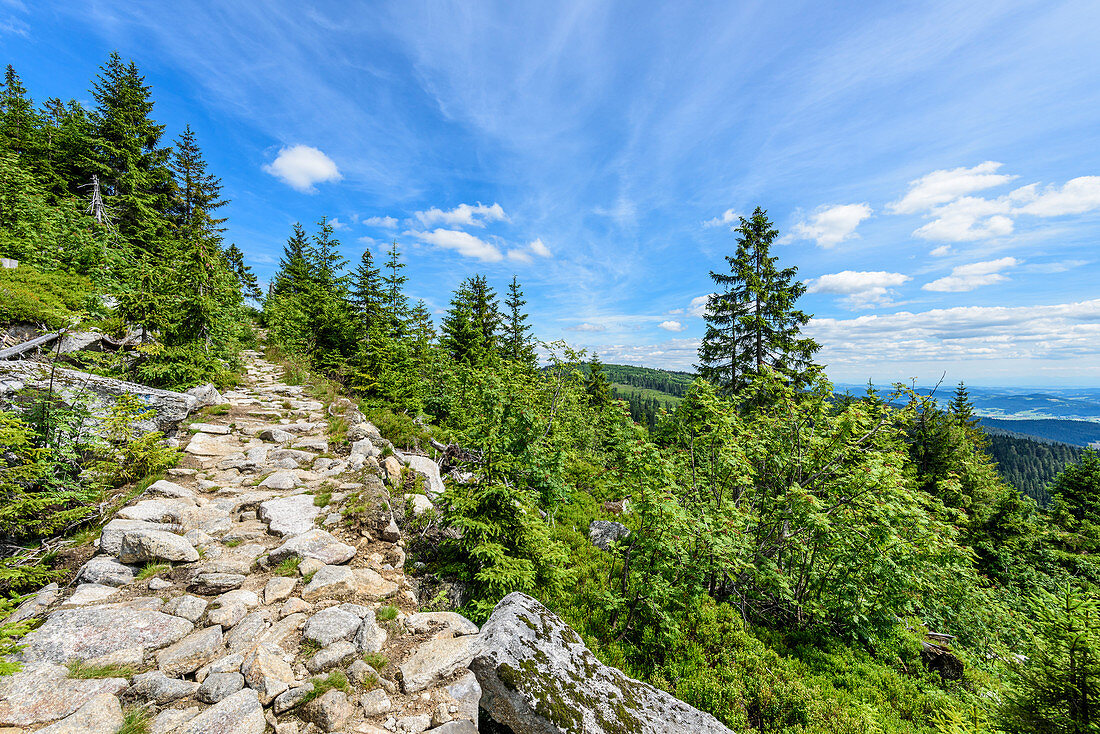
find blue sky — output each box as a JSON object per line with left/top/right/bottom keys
{"left": 5, "top": 1, "right": 1100, "bottom": 385}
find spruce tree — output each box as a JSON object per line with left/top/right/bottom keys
{"left": 468, "top": 274, "right": 501, "bottom": 356}
{"left": 351, "top": 247, "right": 384, "bottom": 330}
{"left": 381, "top": 240, "right": 409, "bottom": 332}
{"left": 441, "top": 279, "right": 484, "bottom": 365}
{"left": 224, "top": 243, "right": 262, "bottom": 301}
{"left": 585, "top": 352, "right": 612, "bottom": 408}
{"left": 0, "top": 65, "right": 37, "bottom": 157}
{"left": 502, "top": 275, "right": 536, "bottom": 368}
{"left": 309, "top": 216, "right": 347, "bottom": 292}
{"left": 697, "top": 206, "right": 819, "bottom": 393}
{"left": 90, "top": 53, "right": 172, "bottom": 254}
{"left": 949, "top": 382, "right": 978, "bottom": 428}
{"left": 273, "top": 223, "right": 311, "bottom": 295}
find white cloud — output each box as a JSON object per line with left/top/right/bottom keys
{"left": 262, "top": 144, "right": 341, "bottom": 193}
{"left": 922, "top": 257, "right": 1020, "bottom": 292}
{"left": 414, "top": 202, "right": 507, "bottom": 228}
{"left": 506, "top": 238, "right": 551, "bottom": 263}
{"left": 806, "top": 270, "right": 910, "bottom": 309}
{"left": 703, "top": 208, "right": 739, "bottom": 228}
{"left": 807, "top": 298, "right": 1100, "bottom": 370}
{"left": 1013, "top": 176, "right": 1100, "bottom": 216}
{"left": 528, "top": 238, "right": 551, "bottom": 258}
{"left": 406, "top": 228, "right": 503, "bottom": 262}
{"left": 912, "top": 196, "right": 1014, "bottom": 242}
{"left": 788, "top": 203, "right": 873, "bottom": 248}
{"left": 658, "top": 320, "right": 686, "bottom": 332}
{"left": 889, "top": 161, "right": 1015, "bottom": 214}
{"left": 688, "top": 294, "right": 713, "bottom": 318}
{"left": 569, "top": 323, "right": 607, "bottom": 332}
{"left": 930, "top": 245, "right": 953, "bottom": 257}
{"left": 1024, "top": 259, "right": 1089, "bottom": 274}
{"left": 328, "top": 216, "right": 349, "bottom": 230}
{"left": 365, "top": 216, "right": 398, "bottom": 228}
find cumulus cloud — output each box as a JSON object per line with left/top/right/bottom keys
{"left": 328, "top": 216, "right": 349, "bottom": 230}
{"left": 414, "top": 202, "right": 507, "bottom": 228}
{"left": 930, "top": 245, "right": 953, "bottom": 257}
{"left": 262, "top": 144, "right": 341, "bottom": 193}
{"left": 889, "top": 161, "right": 1016, "bottom": 215}
{"left": 922, "top": 257, "right": 1020, "bottom": 292}
{"left": 658, "top": 320, "right": 686, "bottom": 332}
{"left": 406, "top": 228, "right": 503, "bottom": 262}
{"left": 893, "top": 164, "right": 1100, "bottom": 242}
{"left": 364, "top": 216, "right": 398, "bottom": 228}
{"left": 1013, "top": 176, "right": 1100, "bottom": 216}
{"left": 788, "top": 203, "right": 873, "bottom": 248}
{"left": 688, "top": 294, "right": 713, "bottom": 318}
{"left": 703, "top": 208, "right": 739, "bottom": 228}
{"left": 807, "top": 299, "right": 1100, "bottom": 370}
{"left": 805, "top": 270, "right": 910, "bottom": 309}
{"left": 529, "top": 238, "right": 551, "bottom": 258}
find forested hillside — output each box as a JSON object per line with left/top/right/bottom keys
{"left": 980, "top": 416, "right": 1100, "bottom": 446}
{"left": 5, "top": 56, "right": 1100, "bottom": 734}
{"left": 985, "top": 433, "right": 1084, "bottom": 506}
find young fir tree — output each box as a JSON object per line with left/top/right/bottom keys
{"left": 441, "top": 279, "right": 485, "bottom": 366}
{"left": 165, "top": 125, "right": 237, "bottom": 350}
{"left": 381, "top": 240, "right": 409, "bottom": 333}
{"left": 468, "top": 274, "right": 501, "bottom": 355}
{"left": 90, "top": 53, "right": 173, "bottom": 255}
{"left": 697, "top": 206, "right": 819, "bottom": 393}
{"left": 351, "top": 247, "right": 384, "bottom": 330}
{"left": 309, "top": 216, "right": 347, "bottom": 292}
{"left": 585, "top": 352, "right": 612, "bottom": 409}
{"left": 502, "top": 275, "right": 537, "bottom": 369}
{"left": 0, "top": 65, "right": 37, "bottom": 158}
{"left": 273, "top": 223, "right": 312, "bottom": 296}
{"left": 224, "top": 243, "right": 262, "bottom": 301}
{"left": 949, "top": 381, "right": 979, "bottom": 429}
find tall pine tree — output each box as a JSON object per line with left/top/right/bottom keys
{"left": 502, "top": 275, "right": 536, "bottom": 368}
{"left": 697, "top": 206, "right": 819, "bottom": 393}
{"left": 351, "top": 247, "right": 384, "bottom": 330}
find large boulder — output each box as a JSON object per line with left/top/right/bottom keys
{"left": 20, "top": 607, "right": 193, "bottom": 664}
{"left": 588, "top": 520, "right": 630, "bottom": 550}
{"left": 471, "top": 592, "right": 734, "bottom": 734}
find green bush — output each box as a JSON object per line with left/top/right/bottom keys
{"left": 0, "top": 265, "right": 99, "bottom": 329}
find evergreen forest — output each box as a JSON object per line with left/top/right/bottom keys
{"left": 4, "top": 56, "right": 1100, "bottom": 734}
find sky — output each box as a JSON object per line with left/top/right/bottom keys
{"left": 4, "top": 0, "right": 1100, "bottom": 386}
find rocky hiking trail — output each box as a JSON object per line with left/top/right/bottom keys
{"left": 0, "top": 350, "right": 734, "bottom": 734}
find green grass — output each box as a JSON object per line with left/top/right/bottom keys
{"left": 136, "top": 562, "right": 169, "bottom": 581}
{"left": 66, "top": 660, "right": 143, "bottom": 679}
{"left": 223, "top": 538, "right": 242, "bottom": 548}
{"left": 313, "top": 491, "right": 332, "bottom": 508}
{"left": 376, "top": 605, "right": 398, "bottom": 622}
{"left": 298, "top": 670, "right": 351, "bottom": 706}
{"left": 204, "top": 404, "right": 232, "bottom": 415}
{"left": 361, "top": 652, "right": 389, "bottom": 670}
{"left": 301, "top": 569, "right": 317, "bottom": 585}
{"left": 117, "top": 706, "right": 151, "bottom": 734}
{"left": 301, "top": 638, "right": 322, "bottom": 657}
{"left": 274, "top": 556, "right": 301, "bottom": 576}
{"left": 610, "top": 382, "right": 682, "bottom": 409}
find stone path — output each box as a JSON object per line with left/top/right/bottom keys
{"left": 0, "top": 350, "right": 478, "bottom": 734}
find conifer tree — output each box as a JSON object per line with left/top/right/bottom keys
{"left": 949, "top": 381, "right": 979, "bottom": 428}
{"left": 0, "top": 65, "right": 37, "bottom": 157}
{"left": 224, "top": 243, "right": 262, "bottom": 301}
{"left": 697, "top": 206, "right": 819, "bottom": 393}
{"left": 309, "top": 216, "right": 347, "bottom": 292}
{"left": 442, "top": 279, "right": 484, "bottom": 365}
{"left": 381, "top": 240, "right": 409, "bottom": 331}
{"left": 502, "top": 275, "right": 536, "bottom": 368}
{"left": 351, "top": 247, "right": 384, "bottom": 329}
{"left": 468, "top": 274, "right": 501, "bottom": 354}
{"left": 90, "top": 53, "right": 172, "bottom": 254}
{"left": 585, "top": 352, "right": 612, "bottom": 408}
{"left": 273, "top": 223, "right": 311, "bottom": 295}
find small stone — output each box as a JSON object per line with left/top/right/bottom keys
{"left": 34, "top": 693, "right": 123, "bottom": 734}
{"left": 270, "top": 529, "right": 356, "bottom": 566}
{"left": 588, "top": 519, "right": 631, "bottom": 550}
{"left": 299, "top": 557, "right": 326, "bottom": 577}
{"left": 197, "top": 672, "right": 245, "bottom": 704}
{"left": 259, "top": 494, "right": 322, "bottom": 537}
{"left": 346, "top": 659, "right": 378, "bottom": 686}
{"left": 156, "top": 624, "right": 224, "bottom": 676}
{"left": 259, "top": 470, "right": 299, "bottom": 490}
{"left": 405, "top": 493, "right": 434, "bottom": 516}
{"left": 398, "top": 636, "right": 479, "bottom": 694}
{"left": 148, "top": 577, "right": 172, "bottom": 590}
{"left": 280, "top": 597, "right": 312, "bottom": 618}
{"left": 302, "top": 565, "right": 355, "bottom": 601}
{"left": 189, "top": 573, "right": 246, "bottom": 594}
{"left": 395, "top": 713, "right": 432, "bottom": 733}
{"left": 172, "top": 688, "right": 265, "bottom": 734}
{"left": 379, "top": 518, "right": 400, "bottom": 542}
{"left": 273, "top": 684, "right": 313, "bottom": 714}
{"left": 163, "top": 594, "right": 208, "bottom": 622}
{"left": 301, "top": 689, "right": 354, "bottom": 732}
{"left": 151, "top": 706, "right": 199, "bottom": 733}
{"left": 77, "top": 556, "right": 135, "bottom": 587}
{"left": 302, "top": 606, "right": 361, "bottom": 646}
{"left": 190, "top": 422, "right": 231, "bottom": 435}
{"left": 359, "top": 688, "right": 392, "bottom": 716}
{"left": 63, "top": 584, "right": 118, "bottom": 607}
{"left": 305, "top": 640, "right": 356, "bottom": 673}
{"left": 127, "top": 670, "right": 200, "bottom": 704}
{"left": 119, "top": 529, "right": 199, "bottom": 564}
{"left": 260, "top": 428, "right": 293, "bottom": 443}
{"left": 148, "top": 479, "right": 197, "bottom": 497}
{"left": 405, "top": 612, "right": 479, "bottom": 637}
{"left": 241, "top": 645, "right": 294, "bottom": 704}
{"left": 354, "top": 611, "right": 387, "bottom": 654}
{"left": 225, "top": 610, "right": 273, "bottom": 653}
{"left": 264, "top": 576, "right": 297, "bottom": 604}
{"left": 207, "top": 601, "right": 247, "bottom": 628}
{"left": 431, "top": 702, "right": 452, "bottom": 727}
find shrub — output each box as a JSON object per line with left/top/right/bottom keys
{"left": 0, "top": 265, "right": 99, "bottom": 329}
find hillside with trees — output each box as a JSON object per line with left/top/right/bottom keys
{"left": 4, "top": 57, "right": 1100, "bottom": 734}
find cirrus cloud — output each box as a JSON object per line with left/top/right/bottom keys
{"left": 262, "top": 144, "right": 341, "bottom": 193}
